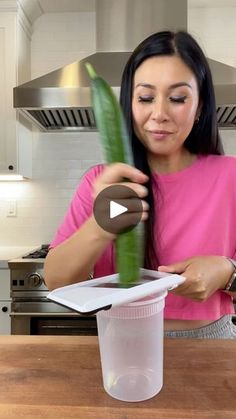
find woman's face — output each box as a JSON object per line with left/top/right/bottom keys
{"left": 132, "top": 55, "right": 201, "bottom": 158}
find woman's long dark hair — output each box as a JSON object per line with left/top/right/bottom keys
{"left": 120, "top": 30, "right": 224, "bottom": 269}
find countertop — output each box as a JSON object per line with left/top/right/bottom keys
{"left": 0, "top": 246, "right": 39, "bottom": 268}
{"left": 0, "top": 336, "right": 235, "bottom": 419}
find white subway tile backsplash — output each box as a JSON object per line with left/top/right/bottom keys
{"left": 221, "top": 131, "right": 236, "bottom": 156}
{"left": 0, "top": 129, "right": 103, "bottom": 246}
{"left": 54, "top": 178, "right": 84, "bottom": 190}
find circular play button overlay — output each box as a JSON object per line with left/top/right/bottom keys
{"left": 93, "top": 185, "right": 143, "bottom": 235}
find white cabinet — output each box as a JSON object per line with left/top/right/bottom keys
{"left": 0, "top": 301, "right": 11, "bottom": 334}
{"left": 0, "top": 268, "right": 11, "bottom": 335}
{"left": 0, "top": 2, "right": 32, "bottom": 177}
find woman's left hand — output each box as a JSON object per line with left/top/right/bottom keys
{"left": 158, "top": 256, "right": 234, "bottom": 301}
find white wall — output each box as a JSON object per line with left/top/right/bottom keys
{"left": 188, "top": 4, "right": 236, "bottom": 155}
{"left": 31, "top": 12, "right": 96, "bottom": 77}
{"left": 188, "top": 5, "right": 236, "bottom": 67}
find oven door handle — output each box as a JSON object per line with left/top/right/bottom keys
{"left": 10, "top": 312, "right": 81, "bottom": 317}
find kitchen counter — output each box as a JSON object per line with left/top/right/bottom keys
{"left": 0, "top": 246, "right": 39, "bottom": 268}
{"left": 0, "top": 336, "right": 235, "bottom": 418}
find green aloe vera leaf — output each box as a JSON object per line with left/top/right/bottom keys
{"left": 85, "top": 62, "right": 143, "bottom": 285}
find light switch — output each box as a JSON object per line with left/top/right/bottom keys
{"left": 6, "top": 200, "right": 17, "bottom": 217}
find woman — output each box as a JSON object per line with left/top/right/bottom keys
{"left": 45, "top": 31, "right": 236, "bottom": 339}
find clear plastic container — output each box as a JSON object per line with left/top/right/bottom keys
{"left": 96, "top": 291, "right": 166, "bottom": 402}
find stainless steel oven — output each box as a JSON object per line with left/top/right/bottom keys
{"left": 9, "top": 246, "right": 98, "bottom": 335}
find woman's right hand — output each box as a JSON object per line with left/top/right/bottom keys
{"left": 93, "top": 163, "right": 149, "bottom": 230}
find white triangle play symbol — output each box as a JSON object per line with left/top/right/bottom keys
{"left": 110, "top": 201, "right": 128, "bottom": 219}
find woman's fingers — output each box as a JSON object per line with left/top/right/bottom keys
{"left": 101, "top": 182, "right": 148, "bottom": 199}
{"left": 93, "top": 163, "right": 149, "bottom": 200}
{"left": 93, "top": 164, "right": 150, "bottom": 230}
{"left": 99, "top": 162, "right": 149, "bottom": 184}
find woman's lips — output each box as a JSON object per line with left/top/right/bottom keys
{"left": 148, "top": 130, "right": 172, "bottom": 140}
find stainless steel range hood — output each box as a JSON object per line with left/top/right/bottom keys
{"left": 13, "top": 0, "right": 236, "bottom": 131}
{"left": 13, "top": 52, "right": 131, "bottom": 132}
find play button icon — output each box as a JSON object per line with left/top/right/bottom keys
{"left": 110, "top": 201, "right": 128, "bottom": 219}
{"left": 93, "top": 185, "right": 143, "bottom": 235}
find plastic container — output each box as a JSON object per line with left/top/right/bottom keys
{"left": 96, "top": 291, "right": 166, "bottom": 402}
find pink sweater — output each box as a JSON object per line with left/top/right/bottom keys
{"left": 50, "top": 154, "right": 236, "bottom": 320}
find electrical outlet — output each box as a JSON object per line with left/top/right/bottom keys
{"left": 6, "top": 200, "right": 17, "bottom": 217}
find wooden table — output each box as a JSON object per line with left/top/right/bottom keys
{"left": 0, "top": 336, "right": 235, "bottom": 418}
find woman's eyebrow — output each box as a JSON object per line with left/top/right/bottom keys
{"left": 168, "top": 82, "right": 192, "bottom": 90}
{"left": 134, "top": 82, "right": 192, "bottom": 89}
{"left": 135, "top": 82, "right": 155, "bottom": 89}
